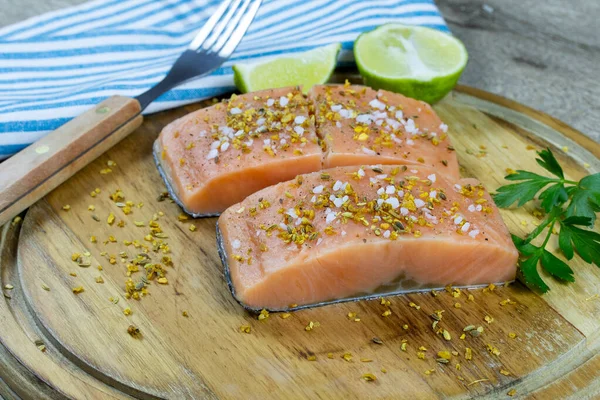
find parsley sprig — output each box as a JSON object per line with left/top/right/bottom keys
{"left": 493, "top": 148, "right": 600, "bottom": 292}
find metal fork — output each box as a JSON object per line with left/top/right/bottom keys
{"left": 137, "top": 0, "right": 262, "bottom": 110}
{"left": 0, "top": 0, "right": 262, "bottom": 227}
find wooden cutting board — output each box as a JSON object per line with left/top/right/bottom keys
{"left": 1, "top": 83, "right": 599, "bottom": 400}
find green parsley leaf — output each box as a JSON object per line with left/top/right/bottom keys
{"left": 493, "top": 174, "right": 555, "bottom": 208}
{"left": 559, "top": 221, "right": 600, "bottom": 266}
{"left": 518, "top": 252, "right": 548, "bottom": 293}
{"left": 566, "top": 173, "right": 600, "bottom": 226}
{"left": 496, "top": 148, "right": 599, "bottom": 292}
{"left": 535, "top": 148, "right": 564, "bottom": 179}
{"left": 540, "top": 249, "right": 575, "bottom": 282}
{"left": 538, "top": 183, "right": 568, "bottom": 212}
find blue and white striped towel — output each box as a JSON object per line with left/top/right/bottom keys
{"left": 0, "top": 0, "right": 447, "bottom": 159}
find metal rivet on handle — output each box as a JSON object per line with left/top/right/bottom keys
{"left": 96, "top": 106, "right": 111, "bottom": 114}
{"left": 35, "top": 145, "right": 50, "bottom": 154}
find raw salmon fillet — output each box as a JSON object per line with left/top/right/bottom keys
{"left": 155, "top": 87, "right": 322, "bottom": 216}
{"left": 309, "top": 84, "right": 460, "bottom": 179}
{"left": 217, "top": 165, "right": 517, "bottom": 310}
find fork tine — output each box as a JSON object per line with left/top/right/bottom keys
{"left": 211, "top": 0, "right": 252, "bottom": 52}
{"left": 218, "top": 0, "right": 262, "bottom": 57}
{"left": 200, "top": 0, "right": 243, "bottom": 51}
{"left": 188, "top": 0, "right": 235, "bottom": 50}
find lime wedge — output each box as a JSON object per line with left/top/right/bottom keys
{"left": 233, "top": 43, "right": 341, "bottom": 94}
{"left": 354, "top": 24, "right": 468, "bottom": 103}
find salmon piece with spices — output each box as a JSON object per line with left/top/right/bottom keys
{"left": 217, "top": 165, "right": 517, "bottom": 310}
{"left": 155, "top": 87, "right": 322, "bottom": 216}
{"left": 309, "top": 84, "right": 459, "bottom": 179}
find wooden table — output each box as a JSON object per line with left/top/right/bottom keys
{"left": 0, "top": 1, "right": 598, "bottom": 399}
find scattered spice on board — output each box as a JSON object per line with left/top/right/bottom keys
{"left": 34, "top": 340, "right": 46, "bottom": 352}
{"left": 182, "top": 311, "right": 189, "bottom": 317}
{"left": 41, "top": 283, "right": 50, "bottom": 291}
{"left": 361, "top": 373, "right": 377, "bottom": 382}
{"left": 123, "top": 308, "right": 132, "bottom": 316}
{"left": 342, "top": 352, "right": 353, "bottom": 362}
{"left": 307, "top": 355, "right": 317, "bottom": 361}
{"left": 507, "top": 389, "right": 516, "bottom": 396}
{"left": 127, "top": 325, "right": 141, "bottom": 338}
{"left": 72, "top": 286, "right": 84, "bottom": 294}
{"left": 258, "top": 309, "right": 269, "bottom": 320}
{"left": 62, "top": 204, "right": 71, "bottom": 211}
{"left": 240, "top": 325, "right": 251, "bottom": 334}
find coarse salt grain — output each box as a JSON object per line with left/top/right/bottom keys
{"left": 230, "top": 107, "right": 242, "bottom": 115}
{"left": 339, "top": 109, "right": 352, "bottom": 118}
{"left": 385, "top": 197, "right": 400, "bottom": 209}
{"left": 440, "top": 123, "right": 448, "bottom": 133}
{"left": 395, "top": 110, "right": 404, "bottom": 120}
{"left": 377, "top": 187, "right": 385, "bottom": 195}
{"left": 400, "top": 207, "right": 409, "bottom": 216}
{"left": 454, "top": 216, "right": 463, "bottom": 225}
{"left": 326, "top": 213, "right": 337, "bottom": 224}
{"left": 294, "top": 126, "right": 304, "bottom": 135}
{"left": 357, "top": 168, "right": 365, "bottom": 177}
{"left": 414, "top": 199, "right": 426, "bottom": 208}
{"left": 406, "top": 139, "right": 415, "bottom": 146}
{"left": 232, "top": 239, "right": 241, "bottom": 249}
{"left": 468, "top": 204, "right": 476, "bottom": 212}
{"left": 207, "top": 149, "right": 218, "bottom": 159}
{"left": 211, "top": 140, "right": 221, "bottom": 149}
{"left": 310, "top": 195, "right": 317, "bottom": 203}
{"left": 362, "top": 146, "right": 377, "bottom": 156}
{"left": 461, "top": 222, "right": 471, "bottom": 232}
{"left": 221, "top": 142, "right": 230, "bottom": 152}
{"left": 385, "top": 185, "right": 396, "bottom": 194}
{"left": 369, "top": 99, "right": 386, "bottom": 110}
{"left": 397, "top": 190, "right": 405, "bottom": 198}
{"left": 331, "top": 104, "right": 342, "bottom": 112}
{"left": 333, "top": 180, "right": 343, "bottom": 191}
{"left": 428, "top": 174, "right": 436, "bottom": 183}
{"left": 454, "top": 184, "right": 462, "bottom": 191}
{"left": 279, "top": 96, "right": 288, "bottom": 107}
{"left": 383, "top": 230, "right": 391, "bottom": 238}
{"left": 287, "top": 208, "right": 298, "bottom": 218}
{"left": 256, "top": 117, "right": 266, "bottom": 126}
{"left": 469, "top": 230, "right": 480, "bottom": 238}
{"left": 313, "top": 185, "right": 324, "bottom": 194}
{"left": 356, "top": 114, "right": 372, "bottom": 124}
{"left": 266, "top": 98, "right": 275, "bottom": 106}
{"left": 294, "top": 116, "right": 306, "bottom": 124}
{"left": 335, "top": 121, "right": 342, "bottom": 128}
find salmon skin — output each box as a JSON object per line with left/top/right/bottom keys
{"left": 217, "top": 165, "right": 518, "bottom": 311}
{"left": 155, "top": 84, "right": 461, "bottom": 217}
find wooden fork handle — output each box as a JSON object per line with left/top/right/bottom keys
{"left": 0, "top": 95, "right": 143, "bottom": 227}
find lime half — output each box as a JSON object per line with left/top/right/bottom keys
{"left": 354, "top": 24, "right": 468, "bottom": 103}
{"left": 233, "top": 43, "right": 341, "bottom": 94}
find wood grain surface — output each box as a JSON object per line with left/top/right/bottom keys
{"left": 1, "top": 86, "right": 599, "bottom": 399}
{"left": 1, "top": 0, "right": 598, "bottom": 143}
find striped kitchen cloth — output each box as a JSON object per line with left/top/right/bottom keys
{"left": 0, "top": 0, "right": 447, "bottom": 159}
